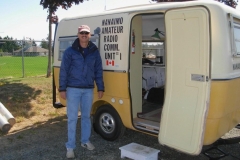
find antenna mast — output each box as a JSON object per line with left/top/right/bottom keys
{"left": 104, "top": 0, "right": 106, "bottom": 11}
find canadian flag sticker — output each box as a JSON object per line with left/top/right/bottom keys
{"left": 106, "top": 60, "right": 114, "bottom": 66}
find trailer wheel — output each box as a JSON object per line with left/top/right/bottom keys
{"left": 93, "top": 105, "right": 125, "bottom": 141}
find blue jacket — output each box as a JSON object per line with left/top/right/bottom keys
{"left": 59, "top": 38, "right": 104, "bottom": 92}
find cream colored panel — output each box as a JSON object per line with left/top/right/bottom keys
{"left": 130, "top": 15, "right": 143, "bottom": 117}
{"left": 159, "top": 7, "right": 210, "bottom": 155}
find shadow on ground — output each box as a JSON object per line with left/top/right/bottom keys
{"left": 0, "top": 79, "right": 42, "bottom": 119}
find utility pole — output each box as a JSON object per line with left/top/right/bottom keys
{"left": 21, "top": 37, "right": 25, "bottom": 78}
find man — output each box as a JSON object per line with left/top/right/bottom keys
{"left": 59, "top": 25, "right": 104, "bottom": 159}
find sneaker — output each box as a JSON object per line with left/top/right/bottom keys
{"left": 66, "top": 148, "right": 75, "bottom": 159}
{"left": 81, "top": 142, "right": 95, "bottom": 150}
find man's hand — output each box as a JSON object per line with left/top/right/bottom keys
{"left": 60, "top": 91, "right": 66, "bottom": 99}
{"left": 98, "top": 91, "right": 104, "bottom": 99}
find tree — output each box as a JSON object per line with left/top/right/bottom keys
{"left": 152, "top": 0, "right": 238, "bottom": 8}
{"left": 218, "top": 0, "right": 238, "bottom": 8}
{"left": 40, "top": 35, "right": 49, "bottom": 49}
{"left": 40, "top": 38, "right": 48, "bottom": 49}
{"left": 40, "top": 0, "right": 84, "bottom": 78}
{"left": 32, "top": 40, "right": 37, "bottom": 46}
{"left": 0, "top": 36, "right": 21, "bottom": 53}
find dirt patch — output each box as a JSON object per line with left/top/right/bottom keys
{"left": 1, "top": 117, "right": 240, "bottom": 160}
{"left": 0, "top": 77, "right": 240, "bottom": 160}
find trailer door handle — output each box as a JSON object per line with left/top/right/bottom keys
{"left": 191, "top": 74, "right": 205, "bottom": 82}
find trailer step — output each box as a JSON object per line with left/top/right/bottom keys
{"left": 119, "top": 142, "right": 160, "bottom": 160}
{"left": 133, "top": 118, "right": 159, "bottom": 133}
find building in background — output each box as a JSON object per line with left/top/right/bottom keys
{"left": 13, "top": 46, "right": 49, "bottom": 56}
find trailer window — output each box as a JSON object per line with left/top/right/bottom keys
{"left": 234, "top": 23, "right": 240, "bottom": 55}
{"left": 142, "top": 42, "right": 165, "bottom": 65}
{"left": 58, "top": 35, "right": 99, "bottom": 61}
{"left": 58, "top": 37, "right": 76, "bottom": 61}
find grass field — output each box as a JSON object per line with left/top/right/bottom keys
{"left": 0, "top": 56, "right": 48, "bottom": 78}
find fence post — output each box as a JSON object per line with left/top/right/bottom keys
{"left": 21, "top": 40, "right": 25, "bottom": 78}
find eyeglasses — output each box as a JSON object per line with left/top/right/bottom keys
{"left": 79, "top": 32, "right": 90, "bottom": 35}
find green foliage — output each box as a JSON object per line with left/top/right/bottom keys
{"left": 0, "top": 36, "right": 21, "bottom": 53}
{"left": 40, "top": 0, "right": 84, "bottom": 13}
{"left": 32, "top": 40, "right": 37, "bottom": 46}
{"left": 40, "top": 39, "right": 49, "bottom": 49}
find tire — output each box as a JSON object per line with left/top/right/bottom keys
{"left": 93, "top": 105, "right": 126, "bottom": 141}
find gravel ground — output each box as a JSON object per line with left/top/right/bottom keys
{"left": 0, "top": 116, "right": 240, "bottom": 160}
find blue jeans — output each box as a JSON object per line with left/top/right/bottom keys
{"left": 65, "top": 87, "right": 93, "bottom": 149}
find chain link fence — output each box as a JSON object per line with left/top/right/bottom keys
{"left": 0, "top": 46, "right": 50, "bottom": 79}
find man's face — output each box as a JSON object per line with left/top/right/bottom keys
{"left": 78, "top": 31, "right": 90, "bottom": 43}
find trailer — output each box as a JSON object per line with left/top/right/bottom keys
{"left": 52, "top": 1, "right": 240, "bottom": 155}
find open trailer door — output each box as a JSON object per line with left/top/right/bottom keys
{"left": 159, "top": 6, "right": 210, "bottom": 155}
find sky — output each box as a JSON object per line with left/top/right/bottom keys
{"left": 0, "top": 0, "right": 153, "bottom": 41}
{"left": 0, "top": 0, "right": 240, "bottom": 42}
